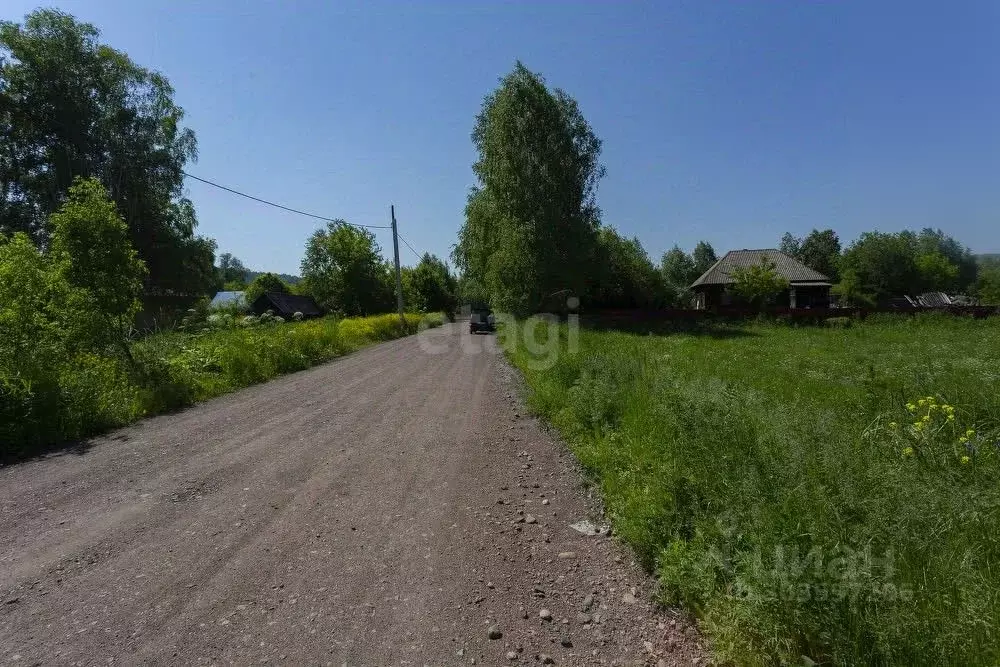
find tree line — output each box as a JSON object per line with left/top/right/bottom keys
{"left": 454, "top": 62, "right": 998, "bottom": 313}
{"left": 1, "top": 8, "right": 457, "bottom": 322}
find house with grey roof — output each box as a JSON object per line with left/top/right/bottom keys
{"left": 690, "top": 249, "right": 832, "bottom": 310}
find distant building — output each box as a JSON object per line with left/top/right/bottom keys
{"left": 210, "top": 290, "right": 246, "bottom": 309}
{"left": 690, "top": 249, "right": 832, "bottom": 310}
{"left": 250, "top": 291, "right": 323, "bottom": 319}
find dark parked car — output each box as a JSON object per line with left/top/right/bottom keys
{"left": 469, "top": 308, "right": 495, "bottom": 334}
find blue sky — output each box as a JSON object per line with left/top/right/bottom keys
{"left": 6, "top": 1, "right": 998, "bottom": 274}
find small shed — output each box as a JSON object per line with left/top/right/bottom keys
{"left": 250, "top": 291, "right": 323, "bottom": 319}
{"left": 690, "top": 249, "right": 832, "bottom": 309}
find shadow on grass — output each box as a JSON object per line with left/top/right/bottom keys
{"left": 581, "top": 315, "right": 759, "bottom": 339}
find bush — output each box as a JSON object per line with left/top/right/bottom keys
{"left": 2, "top": 312, "right": 443, "bottom": 460}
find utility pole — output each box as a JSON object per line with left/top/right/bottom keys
{"left": 390, "top": 204, "right": 405, "bottom": 323}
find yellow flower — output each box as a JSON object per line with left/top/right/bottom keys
{"left": 966, "top": 429, "right": 976, "bottom": 438}
{"left": 902, "top": 447, "right": 914, "bottom": 457}
{"left": 959, "top": 436, "right": 968, "bottom": 444}
{"left": 921, "top": 415, "right": 931, "bottom": 423}
{"left": 889, "top": 422, "right": 898, "bottom": 429}
{"left": 914, "top": 421, "right": 925, "bottom": 431}
{"left": 946, "top": 414, "right": 955, "bottom": 422}
{"left": 944, "top": 405, "right": 955, "bottom": 415}
{"left": 926, "top": 396, "right": 935, "bottom": 403}
{"left": 918, "top": 399, "right": 926, "bottom": 407}
{"left": 906, "top": 403, "right": 917, "bottom": 413}
{"left": 961, "top": 456, "right": 971, "bottom": 465}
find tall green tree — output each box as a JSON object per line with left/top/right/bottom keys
{"left": 798, "top": 229, "right": 841, "bottom": 281}
{"left": 838, "top": 232, "right": 919, "bottom": 302}
{"left": 838, "top": 230, "right": 970, "bottom": 301}
{"left": 779, "top": 229, "right": 841, "bottom": 280}
{"left": 406, "top": 253, "right": 457, "bottom": 314}
{"left": 661, "top": 245, "right": 698, "bottom": 306}
{"left": 692, "top": 241, "right": 718, "bottom": 275}
{"left": 779, "top": 233, "right": 802, "bottom": 258}
{"left": 662, "top": 245, "right": 698, "bottom": 286}
{"left": 48, "top": 178, "right": 146, "bottom": 353}
{"left": 453, "top": 62, "right": 604, "bottom": 315}
{"left": 244, "top": 272, "right": 289, "bottom": 306}
{"left": 0, "top": 9, "right": 216, "bottom": 298}
{"left": 217, "top": 253, "right": 248, "bottom": 289}
{"left": 300, "top": 222, "right": 392, "bottom": 316}
{"left": 589, "top": 227, "right": 666, "bottom": 309}
{"left": 913, "top": 228, "right": 977, "bottom": 292}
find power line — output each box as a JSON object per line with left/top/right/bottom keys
{"left": 181, "top": 171, "right": 391, "bottom": 229}
{"left": 398, "top": 233, "right": 423, "bottom": 260}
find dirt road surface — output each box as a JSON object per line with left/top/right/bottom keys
{"left": 0, "top": 323, "right": 703, "bottom": 666}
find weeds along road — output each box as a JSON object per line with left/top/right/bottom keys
{"left": 0, "top": 323, "right": 702, "bottom": 666}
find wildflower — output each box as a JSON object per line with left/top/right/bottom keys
{"left": 959, "top": 436, "right": 968, "bottom": 444}
{"left": 947, "top": 414, "right": 955, "bottom": 422}
{"left": 889, "top": 422, "right": 898, "bottom": 430}
{"left": 906, "top": 403, "right": 917, "bottom": 413}
{"left": 902, "top": 447, "right": 914, "bottom": 457}
{"left": 961, "top": 456, "right": 971, "bottom": 465}
{"left": 921, "top": 415, "right": 931, "bottom": 423}
{"left": 944, "top": 405, "right": 955, "bottom": 415}
{"left": 926, "top": 396, "right": 935, "bottom": 403}
{"left": 918, "top": 399, "right": 926, "bottom": 407}
{"left": 966, "top": 429, "right": 976, "bottom": 438}
{"left": 914, "top": 421, "right": 925, "bottom": 431}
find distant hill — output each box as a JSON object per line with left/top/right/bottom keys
{"left": 245, "top": 270, "right": 301, "bottom": 285}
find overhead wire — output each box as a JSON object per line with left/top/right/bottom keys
{"left": 397, "top": 233, "right": 423, "bottom": 261}
{"left": 181, "top": 171, "right": 392, "bottom": 229}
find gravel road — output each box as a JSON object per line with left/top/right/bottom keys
{"left": 0, "top": 323, "right": 704, "bottom": 666}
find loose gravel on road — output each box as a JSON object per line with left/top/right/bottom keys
{"left": 0, "top": 323, "right": 705, "bottom": 665}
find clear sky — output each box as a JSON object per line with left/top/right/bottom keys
{"left": 6, "top": 1, "right": 998, "bottom": 274}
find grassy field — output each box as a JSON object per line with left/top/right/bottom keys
{"left": 508, "top": 314, "right": 1000, "bottom": 666}
{"left": 2, "top": 313, "right": 442, "bottom": 461}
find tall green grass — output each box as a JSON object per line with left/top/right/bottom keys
{"left": 509, "top": 314, "right": 1000, "bottom": 665}
{"left": 1, "top": 313, "right": 441, "bottom": 461}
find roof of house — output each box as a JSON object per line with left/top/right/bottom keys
{"left": 252, "top": 291, "right": 323, "bottom": 317}
{"left": 917, "top": 291, "right": 954, "bottom": 308}
{"left": 690, "top": 249, "right": 831, "bottom": 288}
{"left": 210, "top": 290, "right": 246, "bottom": 308}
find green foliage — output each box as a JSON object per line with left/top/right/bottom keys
{"left": 692, "top": 241, "right": 718, "bottom": 276}
{"left": 832, "top": 267, "right": 876, "bottom": 307}
{"left": 915, "top": 250, "right": 959, "bottom": 292}
{"left": 977, "top": 265, "right": 1000, "bottom": 304}
{"left": 730, "top": 256, "right": 789, "bottom": 308}
{"left": 0, "top": 9, "right": 217, "bottom": 299}
{"left": 781, "top": 229, "right": 841, "bottom": 281}
{"left": 510, "top": 316, "right": 1000, "bottom": 665}
{"left": 839, "top": 229, "right": 973, "bottom": 301}
{"left": 2, "top": 312, "right": 441, "bottom": 461}
{"left": 244, "top": 271, "right": 289, "bottom": 305}
{"left": 0, "top": 180, "right": 146, "bottom": 455}
{"left": 405, "top": 253, "right": 458, "bottom": 314}
{"left": 216, "top": 252, "right": 247, "bottom": 289}
{"left": 300, "top": 222, "right": 393, "bottom": 315}
{"left": 454, "top": 62, "right": 603, "bottom": 315}
{"left": 662, "top": 243, "right": 713, "bottom": 307}
{"left": 588, "top": 227, "right": 668, "bottom": 308}
{"left": 49, "top": 177, "right": 146, "bottom": 349}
